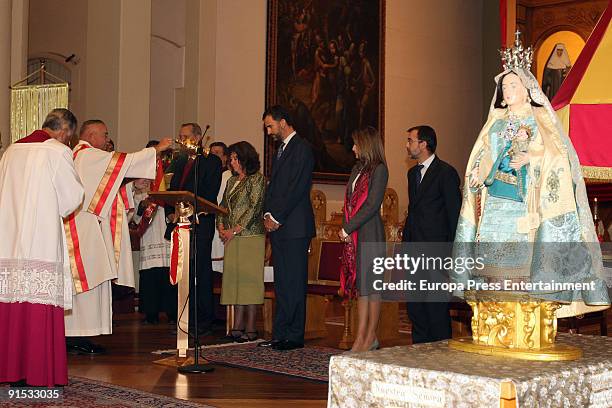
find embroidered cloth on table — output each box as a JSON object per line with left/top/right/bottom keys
{"left": 328, "top": 333, "right": 612, "bottom": 408}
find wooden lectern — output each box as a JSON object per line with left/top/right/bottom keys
{"left": 149, "top": 191, "right": 227, "bottom": 358}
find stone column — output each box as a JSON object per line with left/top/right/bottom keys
{"left": 10, "top": 0, "right": 28, "bottom": 84}
{"left": 86, "top": 0, "right": 121, "bottom": 143}
{"left": 179, "top": 0, "right": 216, "bottom": 131}
{"left": 117, "top": 0, "right": 151, "bottom": 152}
{"left": 0, "top": 0, "right": 12, "bottom": 153}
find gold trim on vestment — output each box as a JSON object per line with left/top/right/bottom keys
{"left": 88, "top": 152, "right": 123, "bottom": 214}
{"left": 494, "top": 171, "right": 518, "bottom": 185}
{"left": 63, "top": 218, "right": 83, "bottom": 293}
{"left": 113, "top": 198, "right": 124, "bottom": 266}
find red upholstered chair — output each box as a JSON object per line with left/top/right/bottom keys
{"left": 308, "top": 238, "right": 399, "bottom": 348}
{"left": 296, "top": 239, "right": 344, "bottom": 339}
{"left": 308, "top": 240, "right": 344, "bottom": 295}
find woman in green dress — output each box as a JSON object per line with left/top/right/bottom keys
{"left": 217, "top": 141, "right": 266, "bottom": 342}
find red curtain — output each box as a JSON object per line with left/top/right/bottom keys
{"left": 569, "top": 104, "right": 612, "bottom": 168}
{"left": 587, "top": 184, "right": 612, "bottom": 202}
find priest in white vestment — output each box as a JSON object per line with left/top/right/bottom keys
{"left": 132, "top": 176, "right": 173, "bottom": 324}
{"left": 210, "top": 141, "right": 232, "bottom": 272}
{"left": 0, "top": 109, "right": 84, "bottom": 386}
{"left": 64, "top": 119, "right": 171, "bottom": 354}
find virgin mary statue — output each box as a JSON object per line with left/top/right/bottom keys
{"left": 452, "top": 35, "right": 610, "bottom": 317}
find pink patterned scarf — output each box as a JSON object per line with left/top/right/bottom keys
{"left": 340, "top": 169, "right": 370, "bottom": 299}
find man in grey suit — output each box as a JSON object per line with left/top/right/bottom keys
{"left": 259, "top": 105, "right": 316, "bottom": 351}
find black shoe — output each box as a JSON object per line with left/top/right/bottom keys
{"left": 238, "top": 331, "right": 258, "bottom": 342}
{"left": 67, "top": 343, "right": 106, "bottom": 355}
{"left": 258, "top": 339, "right": 282, "bottom": 348}
{"left": 273, "top": 340, "right": 304, "bottom": 351}
{"left": 231, "top": 329, "right": 245, "bottom": 340}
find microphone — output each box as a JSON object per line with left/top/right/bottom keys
{"left": 199, "top": 125, "right": 211, "bottom": 155}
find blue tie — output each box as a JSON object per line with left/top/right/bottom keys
{"left": 276, "top": 142, "right": 285, "bottom": 159}
{"left": 415, "top": 164, "right": 424, "bottom": 188}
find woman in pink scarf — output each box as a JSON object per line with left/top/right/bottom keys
{"left": 339, "top": 127, "right": 388, "bottom": 352}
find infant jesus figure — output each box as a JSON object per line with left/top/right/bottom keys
{"left": 507, "top": 125, "right": 531, "bottom": 200}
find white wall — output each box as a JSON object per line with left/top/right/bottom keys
{"left": 212, "top": 0, "right": 267, "bottom": 148}
{"left": 117, "top": 0, "right": 151, "bottom": 152}
{"left": 150, "top": 0, "right": 186, "bottom": 141}
{"left": 28, "top": 0, "right": 87, "bottom": 124}
{"left": 1, "top": 0, "right": 13, "bottom": 153}
{"left": 30, "top": 0, "right": 151, "bottom": 151}
{"left": 27, "top": 0, "right": 484, "bottom": 219}
{"left": 85, "top": 0, "right": 121, "bottom": 141}
{"left": 383, "top": 0, "right": 483, "bottom": 218}
{"left": 202, "top": 0, "right": 483, "bottom": 219}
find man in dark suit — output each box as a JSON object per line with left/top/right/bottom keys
{"left": 165, "top": 122, "right": 222, "bottom": 336}
{"left": 402, "top": 125, "right": 461, "bottom": 343}
{"left": 259, "top": 105, "right": 315, "bottom": 351}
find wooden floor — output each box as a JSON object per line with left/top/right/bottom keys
{"left": 68, "top": 300, "right": 412, "bottom": 408}
{"left": 69, "top": 314, "right": 330, "bottom": 408}
{"left": 68, "top": 302, "right": 611, "bottom": 408}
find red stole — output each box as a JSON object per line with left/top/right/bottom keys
{"left": 340, "top": 169, "right": 370, "bottom": 299}
{"left": 15, "top": 130, "right": 51, "bottom": 143}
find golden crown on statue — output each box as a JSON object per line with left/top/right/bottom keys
{"left": 500, "top": 30, "right": 533, "bottom": 71}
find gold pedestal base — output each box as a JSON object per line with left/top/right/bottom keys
{"left": 449, "top": 337, "right": 582, "bottom": 361}
{"left": 451, "top": 291, "right": 584, "bottom": 361}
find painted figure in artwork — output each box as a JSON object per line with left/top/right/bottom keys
{"left": 542, "top": 43, "right": 572, "bottom": 100}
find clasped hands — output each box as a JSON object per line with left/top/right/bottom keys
{"left": 338, "top": 228, "right": 352, "bottom": 243}
{"left": 264, "top": 215, "right": 280, "bottom": 232}
{"left": 219, "top": 224, "right": 244, "bottom": 244}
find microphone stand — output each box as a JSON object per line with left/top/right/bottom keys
{"left": 178, "top": 126, "right": 214, "bottom": 374}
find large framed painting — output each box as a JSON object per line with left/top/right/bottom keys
{"left": 265, "top": 0, "right": 385, "bottom": 183}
